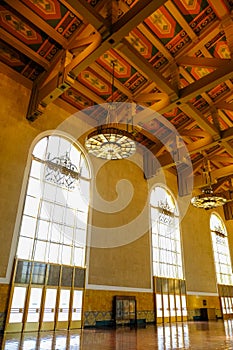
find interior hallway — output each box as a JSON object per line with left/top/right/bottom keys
{"left": 1, "top": 320, "right": 233, "bottom": 350}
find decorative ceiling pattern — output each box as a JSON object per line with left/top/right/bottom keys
{"left": 1, "top": 0, "right": 233, "bottom": 194}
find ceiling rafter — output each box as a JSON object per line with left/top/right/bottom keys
{"left": 27, "top": 0, "right": 168, "bottom": 120}
{"left": 4, "top": 0, "right": 67, "bottom": 47}
{"left": 165, "top": 1, "right": 198, "bottom": 43}
{"left": 64, "top": 0, "right": 108, "bottom": 31}
{"left": 215, "top": 101, "right": 233, "bottom": 112}
{"left": 119, "top": 38, "right": 179, "bottom": 99}
{"left": 194, "top": 164, "right": 233, "bottom": 188}
{"left": 0, "top": 28, "right": 50, "bottom": 71}
{"left": 156, "top": 126, "right": 233, "bottom": 170}
{"left": 177, "top": 56, "right": 229, "bottom": 68}
{"left": 91, "top": 63, "right": 133, "bottom": 99}
{"left": 180, "top": 59, "right": 233, "bottom": 102}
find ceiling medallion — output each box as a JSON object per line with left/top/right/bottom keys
{"left": 85, "top": 61, "right": 136, "bottom": 160}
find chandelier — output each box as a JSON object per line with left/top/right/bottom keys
{"left": 85, "top": 62, "right": 136, "bottom": 160}
{"left": 191, "top": 159, "right": 227, "bottom": 210}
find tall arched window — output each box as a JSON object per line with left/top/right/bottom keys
{"left": 150, "top": 186, "right": 186, "bottom": 323}
{"left": 6, "top": 134, "right": 91, "bottom": 333}
{"left": 150, "top": 186, "right": 183, "bottom": 279}
{"left": 210, "top": 213, "right": 233, "bottom": 318}
{"left": 210, "top": 213, "right": 233, "bottom": 285}
{"left": 17, "top": 134, "right": 90, "bottom": 266}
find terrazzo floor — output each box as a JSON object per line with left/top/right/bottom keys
{"left": 1, "top": 320, "right": 233, "bottom": 349}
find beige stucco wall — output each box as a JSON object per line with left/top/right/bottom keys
{"left": 0, "top": 70, "right": 233, "bottom": 297}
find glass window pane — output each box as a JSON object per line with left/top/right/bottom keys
{"left": 61, "top": 246, "right": 72, "bottom": 266}
{"left": 34, "top": 240, "right": 47, "bottom": 262}
{"left": 17, "top": 237, "right": 33, "bottom": 260}
{"left": 27, "top": 178, "right": 42, "bottom": 197}
{"left": 15, "top": 261, "right": 32, "bottom": 284}
{"left": 20, "top": 215, "right": 36, "bottom": 238}
{"left": 37, "top": 220, "right": 50, "bottom": 240}
{"left": 74, "top": 247, "right": 84, "bottom": 267}
{"left": 43, "top": 289, "right": 57, "bottom": 322}
{"left": 72, "top": 290, "right": 83, "bottom": 321}
{"left": 47, "top": 265, "right": 60, "bottom": 286}
{"left": 9, "top": 287, "right": 27, "bottom": 323}
{"left": 24, "top": 196, "right": 40, "bottom": 217}
{"left": 48, "top": 243, "right": 60, "bottom": 264}
{"left": 26, "top": 288, "right": 42, "bottom": 323}
{"left": 58, "top": 289, "right": 70, "bottom": 321}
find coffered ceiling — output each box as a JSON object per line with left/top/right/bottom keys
{"left": 1, "top": 0, "right": 233, "bottom": 195}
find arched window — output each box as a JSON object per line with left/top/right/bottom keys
{"left": 17, "top": 134, "right": 90, "bottom": 266}
{"left": 6, "top": 134, "right": 91, "bottom": 333}
{"left": 210, "top": 213, "right": 233, "bottom": 285}
{"left": 150, "top": 186, "right": 183, "bottom": 279}
{"left": 150, "top": 186, "right": 186, "bottom": 323}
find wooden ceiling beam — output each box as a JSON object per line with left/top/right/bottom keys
{"left": 194, "top": 164, "right": 233, "bottom": 188}
{"left": 208, "top": 0, "right": 229, "bottom": 19}
{"left": 165, "top": 1, "right": 198, "bottom": 42}
{"left": 4, "top": 0, "right": 67, "bottom": 47}
{"left": 64, "top": 0, "right": 108, "bottom": 30}
{"left": 221, "top": 141, "right": 233, "bottom": 158}
{"left": 178, "top": 103, "right": 220, "bottom": 139}
{"left": 0, "top": 28, "right": 50, "bottom": 71}
{"left": 91, "top": 63, "right": 133, "bottom": 99}
{"left": 215, "top": 101, "right": 233, "bottom": 112}
{"left": 137, "top": 24, "right": 173, "bottom": 61}
{"left": 0, "top": 61, "right": 33, "bottom": 89}
{"left": 180, "top": 59, "right": 233, "bottom": 102}
{"left": 156, "top": 126, "right": 233, "bottom": 170}
{"left": 177, "top": 56, "right": 229, "bottom": 68}
{"left": 111, "top": 0, "right": 167, "bottom": 37}
{"left": 119, "top": 39, "right": 179, "bottom": 99}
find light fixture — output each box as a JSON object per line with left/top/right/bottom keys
{"left": 191, "top": 159, "right": 227, "bottom": 210}
{"left": 85, "top": 62, "right": 136, "bottom": 160}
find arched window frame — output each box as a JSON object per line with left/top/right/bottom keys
{"left": 15, "top": 132, "right": 91, "bottom": 268}
{"left": 150, "top": 185, "right": 184, "bottom": 279}
{"left": 210, "top": 212, "right": 233, "bottom": 285}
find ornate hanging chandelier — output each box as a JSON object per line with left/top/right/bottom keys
{"left": 85, "top": 62, "right": 136, "bottom": 160}
{"left": 191, "top": 159, "right": 227, "bottom": 210}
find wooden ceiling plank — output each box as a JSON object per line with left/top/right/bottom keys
{"left": 0, "top": 28, "right": 49, "bottom": 71}
{"left": 137, "top": 24, "right": 173, "bottom": 61}
{"left": 208, "top": 0, "right": 229, "bottom": 19}
{"left": 64, "top": 0, "right": 108, "bottom": 30}
{"left": 218, "top": 110, "right": 233, "bottom": 127}
{"left": 177, "top": 56, "right": 229, "bottom": 68}
{"left": 111, "top": 0, "right": 168, "bottom": 38}
{"left": 72, "top": 81, "right": 106, "bottom": 105}
{"left": 4, "top": 0, "right": 67, "bottom": 47}
{"left": 212, "top": 156, "right": 233, "bottom": 163}
{"left": 180, "top": 59, "right": 233, "bottom": 102}
{"left": 194, "top": 164, "right": 233, "bottom": 188}
{"left": 165, "top": 1, "right": 198, "bottom": 42}
{"left": 91, "top": 63, "right": 133, "bottom": 99}
{"left": 179, "top": 103, "right": 220, "bottom": 139}
{"left": 221, "top": 141, "right": 233, "bottom": 157}
{"left": 189, "top": 23, "right": 221, "bottom": 54}
{"left": 119, "top": 39, "right": 179, "bottom": 99}
{"left": 215, "top": 101, "right": 233, "bottom": 112}
{"left": 0, "top": 61, "right": 33, "bottom": 90}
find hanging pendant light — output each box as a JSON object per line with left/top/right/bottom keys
{"left": 191, "top": 159, "right": 227, "bottom": 210}
{"left": 85, "top": 62, "right": 136, "bottom": 160}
